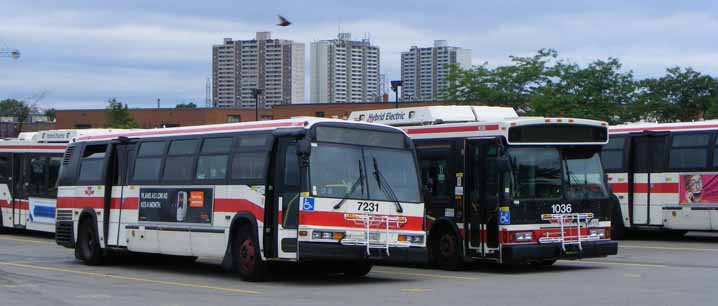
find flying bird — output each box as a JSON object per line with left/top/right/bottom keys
{"left": 277, "top": 15, "right": 291, "bottom": 27}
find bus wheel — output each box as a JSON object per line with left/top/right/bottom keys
{"left": 435, "top": 230, "right": 463, "bottom": 270}
{"left": 233, "top": 225, "right": 266, "bottom": 282}
{"left": 343, "top": 261, "right": 373, "bottom": 277}
{"left": 77, "top": 219, "right": 103, "bottom": 265}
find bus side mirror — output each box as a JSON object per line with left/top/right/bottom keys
{"left": 297, "top": 138, "right": 311, "bottom": 156}
{"left": 496, "top": 157, "right": 510, "bottom": 172}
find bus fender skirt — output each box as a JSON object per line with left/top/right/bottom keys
{"left": 428, "top": 218, "right": 464, "bottom": 257}
{"left": 221, "top": 212, "right": 259, "bottom": 270}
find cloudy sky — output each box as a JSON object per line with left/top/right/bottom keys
{"left": 0, "top": 0, "right": 716, "bottom": 109}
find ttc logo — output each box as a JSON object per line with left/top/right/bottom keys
{"left": 302, "top": 197, "right": 315, "bottom": 211}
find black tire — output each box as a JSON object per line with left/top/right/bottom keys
{"left": 343, "top": 261, "right": 373, "bottom": 277}
{"left": 232, "top": 224, "right": 266, "bottom": 282}
{"left": 77, "top": 219, "right": 104, "bottom": 265}
{"left": 433, "top": 229, "right": 463, "bottom": 270}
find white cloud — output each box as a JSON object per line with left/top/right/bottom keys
{"left": 1, "top": 8, "right": 717, "bottom": 108}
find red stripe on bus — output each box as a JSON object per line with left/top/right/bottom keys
{"left": 0, "top": 145, "right": 66, "bottom": 150}
{"left": 78, "top": 121, "right": 305, "bottom": 141}
{"left": 611, "top": 124, "right": 718, "bottom": 133}
{"left": 405, "top": 124, "right": 499, "bottom": 135}
{"left": 631, "top": 182, "right": 678, "bottom": 193}
{"left": 610, "top": 183, "right": 628, "bottom": 193}
{"left": 299, "top": 211, "right": 423, "bottom": 231}
{"left": 57, "top": 197, "right": 104, "bottom": 209}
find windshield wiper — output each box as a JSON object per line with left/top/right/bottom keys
{"left": 372, "top": 157, "right": 404, "bottom": 213}
{"left": 333, "top": 159, "right": 365, "bottom": 210}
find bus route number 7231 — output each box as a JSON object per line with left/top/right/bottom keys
{"left": 357, "top": 201, "right": 379, "bottom": 212}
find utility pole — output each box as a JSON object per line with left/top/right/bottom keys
{"left": 390, "top": 80, "right": 403, "bottom": 108}
{"left": 157, "top": 98, "right": 160, "bottom": 109}
{"left": 251, "top": 88, "right": 263, "bottom": 121}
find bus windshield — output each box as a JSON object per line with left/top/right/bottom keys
{"left": 507, "top": 147, "right": 608, "bottom": 200}
{"left": 309, "top": 143, "right": 421, "bottom": 203}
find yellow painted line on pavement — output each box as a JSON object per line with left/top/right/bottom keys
{"left": 372, "top": 269, "right": 479, "bottom": 281}
{"left": 0, "top": 235, "right": 53, "bottom": 244}
{"left": 0, "top": 262, "right": 259, "bottom": 295}
{"left": 562, "top": 260, "right": 667, "bottom": 268}
{"left": 620, "top": 244, "right": 718, "bottom": 252}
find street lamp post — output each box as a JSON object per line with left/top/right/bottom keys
{"left": 251, "top": 88, "right": 263, "bottom": 121}
{"left": 390, "top": 80, "right": 403, "bottom": 108}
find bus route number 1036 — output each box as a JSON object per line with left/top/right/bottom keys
{"left": 551, "top": 203, "right": 572, "bottom": 214}
{"left": 357, "top": 202, "right": 379, "bottom": 212}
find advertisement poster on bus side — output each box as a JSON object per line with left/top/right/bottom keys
{"left": 679, "top": 174, "right": 718, "bottom": 204}
{"left": 138, "top": 188, "right": 214, "bottom": 223}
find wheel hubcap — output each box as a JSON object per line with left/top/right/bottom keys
{"left": 239, "top": 240, "right": 255, "bottom": 271}
{"left": 439, "top": 234, "right": 455, "bottom": 257}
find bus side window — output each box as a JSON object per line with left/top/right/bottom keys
{"left": 78, "top": 144, "right": 108, "bottom": 184}
{"left": 416, "top": 145, "right": 453, "bottom": 204}
{"left": 230, "top": 134, "right": 272, "bottom": 185}
{"left": 196, "top": 137, "right": 232, "bottom": 181}
{"left": 0, "top": 154, "right": 10, "bottom": 184}
{"left": 28, "top": 156, "right": 48, "bottom": 196}
{"left": 132, "top": 141, "right": 165, "bottom": 183}
{"left": 48, "top": 157, "right": 62, "bottom": 195}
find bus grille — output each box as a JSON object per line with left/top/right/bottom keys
{"left": 55, "top": 210, "right": 74, "bottom": 248}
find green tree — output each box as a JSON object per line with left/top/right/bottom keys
{"left": 0, "top": 98, "right": 36, "bottom": 133}
{"left": 443, "top": 49, "right": 557, "bottom": 112}
{"left": 44, "top": 108, "right": 57, "bottom": 121}
{"left": 636, "top": 67, "right": 718, "bottom": 122}
{"left": 175, "top": 102, "right": 197, "bottom": 108}
{"left": 531, "top": 58, "right": 639, "bottom": 124}
{"left": 105, "top": 98, "right": 139, "bottom": 128}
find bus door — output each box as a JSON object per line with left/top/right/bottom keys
{"left": 465, "top": 138, "right": 502, "bottom": 257}
{"left": 106, "top": 141, "right": 134, "bottom": 247}
{"left": 11, "top": 154, "right": 27, "bottom": 228}
{"left": 629, "top": 134, "right": 667, "bottom": 226}
{"left": 266, "top": 137, "right": 300, "bottom": 260}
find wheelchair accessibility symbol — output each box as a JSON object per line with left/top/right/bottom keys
{"left": 302, "top": 197, "right": 315, "bottom": 211}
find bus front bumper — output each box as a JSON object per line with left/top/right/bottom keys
{"left": 299, "top": 242, "right": 427, "bottom": 264}
{"left": 501, "top": 240, "right": 618, "bottom": 263}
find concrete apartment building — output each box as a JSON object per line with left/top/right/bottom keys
{"left": 310, "top": 33, "right": 381, "bottom": 103}
{"left": 212, "top": 32, "right": 304, "bottom": 109}
{"left": 400, "top": 40, "right": 471, "bottom": 102}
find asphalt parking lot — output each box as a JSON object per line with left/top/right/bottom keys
{"left": 1, "top": 232, "right": 716, "bottom": 306}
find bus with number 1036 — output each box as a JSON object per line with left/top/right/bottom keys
{"left": 350, "top": 106, "right": 618, "bottom": 269}
{"left": 54, "top": 118, "right": 426, "bottom": 281}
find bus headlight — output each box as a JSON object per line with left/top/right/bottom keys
{"left": 589, "top": 229, "right": 606, "bottom": 239}
{"left": 512, "top": 231, "right": 533, "bottom": 242}
{"left": 312, "top": 231, "right": 345, "bottom": 240}
{"left": 398, "top": 234, "right": 424, "bottom": 244}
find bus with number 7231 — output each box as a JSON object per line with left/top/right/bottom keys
{"left": 54, "top": 118, "right": 426, "bottom": 280}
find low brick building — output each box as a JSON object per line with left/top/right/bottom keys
{"left": 55, "top": 101, "right": 442, "bottom": 129}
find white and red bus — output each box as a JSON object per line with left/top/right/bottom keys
{"left": 0, "top": 130, "right": 122, "bottom": 233}
{"left": 350, "top": 106, "right": 618, "bottom": 269}
{"left": 55, "top": 118, "right": 426, "bottom": 280}
{"left": 604, "top": 121, "right": 718, "bottom": 237}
